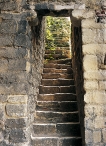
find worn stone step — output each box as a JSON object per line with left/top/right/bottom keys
{"left": 31, "top": 137, "right": 58, "bottom": 146}
{"left": 38, "top": 93, "right": 77, "bottom": 101}
{"left": 44, "top": 54, "right": 68, "bottom": 60}
{"left": 36, "top": 101, "right": 78, "bottom": 112}
{"left": 55, "top": 47, "right": 71, "bottom": 50}
{"left": 41, "top": 79, "right": 74, "bottom": 86}
{"left": 48, "top": 58, "right": 72, "bottom": 64}
{"left": 34, "top": 111, "right": 79, "bottom": 123}
{"left": 43, "top": 67, "right": 73, "bottom": 74}
{"left": 31, "top": 137, "right": 82, "bottom": 146}
{"left": 54, "top": 42, "right": 69, "bottom": 47}
{"left": 32, "top": 123, "right": 80, "bottom": 137}
{"left": 43, "top": 68, "right": 67, "bottom": 73}
{"left": 45, "top": 49, "right": 70, "bottom": 55}
{"left": 56, "top": 123, "right": 81, "bottom": 137}
{"left": 59, "top": 137, "right": 82, "bottom": 146}
{"left": 39, "top": 86, "right": 76, "bottom": 94}
{"left": 42, "top": 73, "right": 73, "bottom": 79}
{"left": 44, "top": 63, "right": 71, "bottom": 69}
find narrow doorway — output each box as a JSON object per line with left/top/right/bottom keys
{"left": 32, "top": 16, "right": 82, "bottom": 146}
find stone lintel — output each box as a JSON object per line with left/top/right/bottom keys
{"left": 34, "top": 3, "right": 85, "bottom": 11}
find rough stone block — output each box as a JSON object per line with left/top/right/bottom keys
{"left": 99, "top": 81, "right": 106, "bottom": 90}
{"left": 85, "top": 105, "right": 106, "bottom": 117}
{"left": 0, "top": 72, "right": 28, "bottom": 84}
{"left": 6, "top": 104, "right": 27, "bottom": 117}
{"left": 102, "top": 129, "right": 106, "bottom": 143}
{"left": 94, "top": 117, "right": 106, "bottom": 128}
{"left": 0, "top": 59, "right": 8, "bottom": 73}
{"left": 14, "top": 34, "right": 31, "bottom": 48}
{"left": 9, "top": 129, "right": 27, "bottom": 143}
{"left": 82, "top": 19, "right": 106, "bottom": 29}
{"left": 0, "top": 83, "right": 28, "bottom": 95}
{"left": 0, "top": 47, "right": 26, "bottom": 59}
{"left": 0, "top": 13, "right": 13, "bottom": 20}
{"left": 83, "top": 55, "right": 98, "bottom": 71}
{"left": 0, "top": 35, "right": 14, "bottom": 47}
{"left": 1, "top": 1, "right": 18, "bottom": 11}
{"left": 85, "top": 130, "right": 93, "bottom": 143}
{"left": 31, "top": 138, "right": 58, "bottom": 146}
{"left": 85, "top": 117, "right": 94, "bottom": 129}
{"left": 84, "top": 91, "right": 106, "bottom": 104}
{"left": 84, "top": 80, "right": 98, "bottom": 90}
{"left": 8, "top": 59, "right": 26, "bottom": 71}
{"left": 18, "top": 20, "right": 27, "bottom": 34}
{"left": 82, "top": 44, "right": 106, "bottom": 55}
{"left": 0, "top": 20, "right": 17, "bottom": 34}
{"left": 93, "top": 130, "right": 101, "bottom": 143}
{"left": 85, "top": 105, "right": 94, "bottom": 117}
{"left": 72, "top": 10, "right": 95, "bottom": 19}
{"left": 5, "top": 118, "right": 27, "bottom": 128}
{"left": 0, "top": 95, "right": 8, "bottom": 103}
{"left": 82, "top": 29, "right": 104, "bottom": 44}
{"left": 8, "top": 95, "right": 28, "bottom": 104}
{"left": 100, "top": 71, "right": 106, "bottom": 80}
{"left": 84, "top": 71, "right": 103, "bottom": 80}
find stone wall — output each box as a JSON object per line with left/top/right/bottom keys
{"left": 0, "top": 1, "right": 45, "bottom": 145}
{"left": 82, "top": 19, "right": 106, "bottom": 146}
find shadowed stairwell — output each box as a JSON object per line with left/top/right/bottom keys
{"left": 31, "top": 17, "right": 82, "bottom": 146}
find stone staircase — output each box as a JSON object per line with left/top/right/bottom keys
{"left": 31, "top": 48, "right": 82, "bottom": 146}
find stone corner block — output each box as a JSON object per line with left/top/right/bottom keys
{"left": 6, "top": 104, "right": 27, "bottom": 118}
{"left": 93, "top": 130, "right": 101, "bottom": 143}
{"left": 83, "top": 55, "right": 98, "bottom": 71}
{"left": 84, "top": 80, "right": 98, "bottom": 90}
{"left": 85, "top": 130, "right": 93, "bottom": 144}
{"left": 72, "top": 10, "right": 95, "bottom": 19}
{"left": 8, "top": 95, "right": 28, "bottom": 104}
{"left": 82, "top": 19, "right": 106, "bottom": 29}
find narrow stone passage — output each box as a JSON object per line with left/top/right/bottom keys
{"left": 31, "top": 47, "right": 82, "bottom": 146}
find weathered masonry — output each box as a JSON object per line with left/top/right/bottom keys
{"left": 0, "top": 0, "right": 106, "bottom": 146}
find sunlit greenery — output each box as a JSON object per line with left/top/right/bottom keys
{"left": 45, "top": 16, "right": 71, "bottom": 50}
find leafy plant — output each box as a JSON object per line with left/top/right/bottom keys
{"left": 45, "top": 16, "right": 71, "bottom": 50}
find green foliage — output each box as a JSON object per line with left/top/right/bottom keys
{"left": 45, "top": 16, "right": 71, "bottom": 50}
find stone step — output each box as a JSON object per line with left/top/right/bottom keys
{"left": 42, "top": 73, "right": 73, "bottom": 79}
{"left": 44, "top": 54, "right": 68, "bottom": 60}
{"left": 48, "top": 58, "right": 72, "bottom": 64}
{"left": 39, "top": 86, "right": 76, "bottom": 94}
{"left": 44, "top": 63, "right": 71, "bottom": 69}
{"left": 43, "top": 67, "right": 73, "bottom": 74}
{"left": 41, "top": 79, "right": 74, "bottom": 86}
{"left": 43, "top": 68, "right": 67, "bottom": 73}
{"left": 32, "top": 123, "right": 81, "bottom": 137}
{"left": 38, "top": 93, "right": 77, "bottom": 101}
{"left": 54, "top": 42, "right": 69, "bottom": 47}
{"left": 36, "top": 101, "right": 78, "bottom": 112}
{"left": 31, "top": 137, "right": 82, "bottom": 146}
{"left": 45, "top": 49, "right": 70, "bottom": 55}
{"left": 34, "top": 111, "right": 79, "bottom": 123}
{"left": 54, "top": 47, "right": 71, "bottom": 50}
